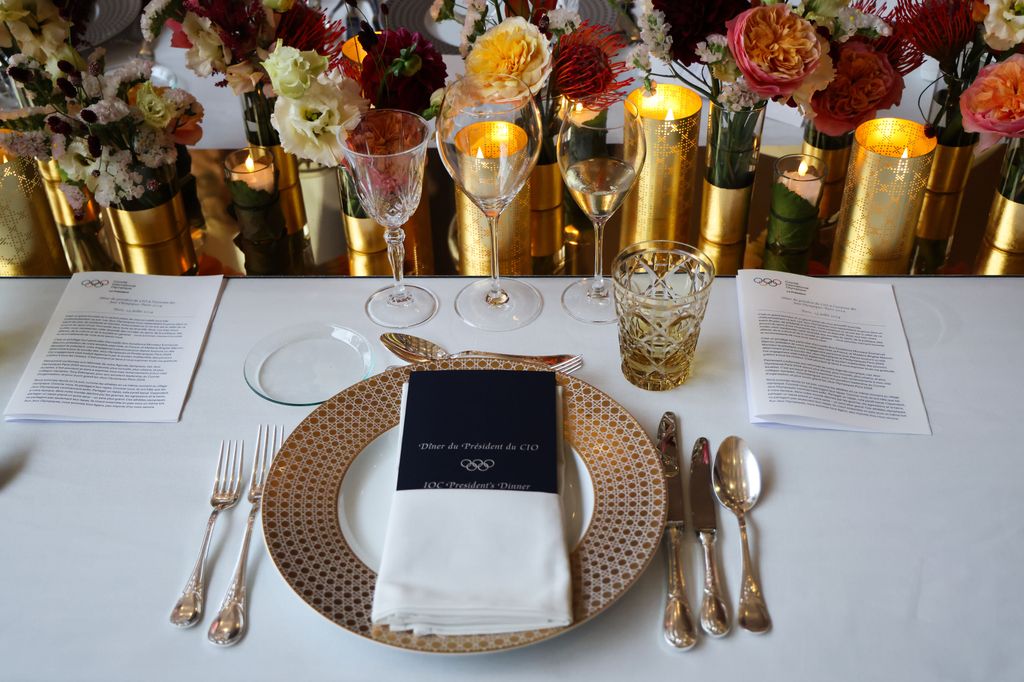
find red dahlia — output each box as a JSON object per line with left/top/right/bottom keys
{"left": 652, "top": 0, "right": 750, "bottom": 66}
{"left": 359, "top": 29, "right": 448, "bottom": 114}
{"left": 553, "top": 22, "right": 632, "bottom": 109}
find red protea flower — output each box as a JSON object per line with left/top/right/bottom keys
{"left": 893, "top": 0, "right": 976, "bottom": 71}
{"left": 552, "top": 22, "right": 632, "bottom": 109}
{"left": 854, "top": 0, "right": 924, "bottom": 76}
{"left": 275, "top": 1, "right": 347, "bottom": 67}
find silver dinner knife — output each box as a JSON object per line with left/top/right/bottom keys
{"left": 657, "top": 412, "right": 698, "bottom": 650}
{"left": 690, "top": 437, "right": 730, "bottom": 637}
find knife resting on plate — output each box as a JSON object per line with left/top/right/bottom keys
{"left": 657, "top": 412, "right": 698, "bottom": 649}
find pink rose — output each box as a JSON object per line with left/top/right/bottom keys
{"left": 727, "top": 4, "right": 822, "bottom": 100}
{"left": 961, "top": 54, "right": 1024, "bottom": 139}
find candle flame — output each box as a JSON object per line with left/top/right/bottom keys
{"left": 244, "top": 153, "right": 255, "bottom": 172}
{"left": 798, "top": 159, "right": 809, "bottom": 176}
{"left": 476, "top": 147, "right": 485, "bottom": 159}
{"left": 665, "top": 108, "right": 674, "bottom": 121}
{"left": 900, "top": 147, "right": 909, "bottom": 159}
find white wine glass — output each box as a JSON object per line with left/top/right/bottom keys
{"left": 342, "top": 109, "right": 437, "bottom": 328}
{"left": 557, "top": 100, "right": 646, "bottom": 323}
{"left": 436, "top": 73, "right": 543, "bottom": 331}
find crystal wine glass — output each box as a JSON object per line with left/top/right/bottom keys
{"left": 342, "top": 109, "right": 437, "bottom": 328}
{"left": 557, "top": 100, "right": 646, "bottom": 323}
{"left": 436, "top": 74, "right": 543, "bottom": 331}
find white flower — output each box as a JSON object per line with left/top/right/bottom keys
{"left": 58, "top": 182, "right": 86, "bottom": 212}
{"left": 547, "top": 8, "right": 581, "bottom": 34}
{"left": 270, "top": 69, "right": 368, "bottom": 167}
{"left": 102, "top": 58, "right": 153, "bottom": 97}
{"left": 135, "top": 126, "right": 177, "bottom": 168}
{"left": 717, "top": 78, "right": 762, "bottom": 112}
{"left": 695, "top": 34, "right": 728, "bottom": 64}
{"left": 459, "top": 0, "right": 488, "bottom": 57}
{"left": 0, "top": 129, "right": 50, "bottom": 159}
{"left": 85, "top": 98, "right": 130, "bottom": 124}
{"left": 985, "top": 0, "right": 1024, "bottom": 51}
{"left": 3, "top": 0, "right": 69, "bottom": 63}
{"left": 262, "top": 40, "right": 327, "bottom": 99}
{"left": 140, "top": 0, "right": 173, "bottom": 42}
{"left": 628, "top": 44, "right": 651, "bottom": 73}
{"left": 181, "top": 12, "right": 230, "bottom": 77}
{"left": 88, "top": 148, "right": 144, "bottom": 207}
{"left": 55, "top": 137, "right": 96, "bottom": 184}
{"left": 224, "top": 62, "right": 263, "bottom": 95}
{"left": 639, "top": 9, "right": 673, "bottom": 63}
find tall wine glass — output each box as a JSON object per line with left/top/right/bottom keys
{"left": 557, "top": 100, "right": 646, "bottom": 323}
{"left": 436, "top": 74, "right": 543, "bottom": 331}
{"left": 342, "top": 109, "right": 437, "bottom": 328}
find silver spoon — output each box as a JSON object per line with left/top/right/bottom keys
{"left": 713, "top": 436, "right": 771, "bottom": 634}
{"left": 379, "top": 333, "right": 581, "bottom": 371}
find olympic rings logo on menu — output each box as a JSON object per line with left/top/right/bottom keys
{"left": 753, "top": 277, "right": 781, "bottom": 287}
{"left": 460, "top": 458, "right": 495, "bottom": 472}
{"left": 80, "top": 279, "right": 109, "bottom": 288}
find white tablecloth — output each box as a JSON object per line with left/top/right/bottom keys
{"left": 0, "top": 275, "right": 1021, "bottom": 681}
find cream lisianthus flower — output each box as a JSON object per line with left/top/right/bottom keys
{"left": 5, "top": 0, "right": 69, "bottom": 63}
{"left": 465, "top": 16, "right": 551, "bottom": 95}
{"left": 984, "top": 0, "right": 1024, "bottom": 51}
{"left": 262, "top": 40, "right": 327, "bottom": 99}
{"left": 132, "top": 81, "right": 175, "bottom": 128}
{"left": 271, "top": 70, "right": 368, "bottom": 167}
{"left": 263, "top": 0, "right": 294, "bottom": 10}
{"left": 224, "top": 62, "right": 264, "bottom": 95}
{"left": 181, "top": 13, "right": 230, "bottom": 77}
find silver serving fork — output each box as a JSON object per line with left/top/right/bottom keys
{"left": 170, "top": 441, "right": 244, "bottom": 628}
{"left": 208, "top": 425, "right": 282, "bottom": 646}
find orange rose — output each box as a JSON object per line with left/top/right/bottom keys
{"left": 810, "top": 41, "right": 902, "bottom": 136}
{"left": 727, "top": 4, "right": 822, "bottom": 99}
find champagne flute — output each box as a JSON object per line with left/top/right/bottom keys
{"left": 341, "top": 109, "right": 437, "bottom": 328}
{"left": 557, "top": 100, "right": 646, "bottom": 323}
{"left": 436, "top": 74, "right": 543, "bottom": 331}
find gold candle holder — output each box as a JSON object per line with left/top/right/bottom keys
{"left": 529, "top": 162, "right": 564, "bottom": 272}
{"left": 620, "top": 84, "right": 702, "bottom": 249}
{"left": 831, "top": 118, "right": 937, "bottom": 275}
{"left": 0, "top": 153, "right": 70, "bottom": 275}
{"left": 975, "top": 191, "right": 1024, "bottom": 274}
{"left": 454, "top": 121, "right": 532, "bottom": 276}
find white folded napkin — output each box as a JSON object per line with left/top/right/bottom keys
{"left": 371, "top": 370, "right": 573, "bottom": 636}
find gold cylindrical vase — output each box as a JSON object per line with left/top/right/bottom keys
{"left": 529, "top": 162, "right": 563, "bottom": 273}
{"left": 620, "top": 84, "right": 702, "bottom": 249}
{"left": 104, "top": 192, "right": 198, "bottom": 275}
{"left": 916, "top": 143, "right": 975, "bottom": 240}
{"left": 0, "top": 153, "right": 70, "bottom": 275}
{"left": 36, "top": 159, "right": 119, "bottom": 272}
{"left": 976, "top": 191, "right": 1024, "bottom": 274}
{"left": 831, "top": 118, "right": 937, "bottom": 275}
{"left": 454, "top": 121, "right": 532, "bottom": 276}
{"left": 801, "top": 139, "right": 852, "bottom": 223}
{"left": 270, "top": 145, "right": 306, "bottom": 236}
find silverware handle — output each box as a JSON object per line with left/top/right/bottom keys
{"left": 737, "top": 516, "right": 772, "bottom": 634}
{"left": 454, "top": 350, "right": 572, "bottom": 367}
{"left": 698, "top": 530, "right": 730, "bottom": 637}
{"left": 663, "top": 526, "right": 698, "bottom": 649}
{"left": 208, "top": 503, "right": 259, "bottom": 646}
{"left": 170, "top": 509, "right": 220, "bottom": 628}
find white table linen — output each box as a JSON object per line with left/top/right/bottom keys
{"left": 0, "top": 275, "right": 1021, "bottom": 681}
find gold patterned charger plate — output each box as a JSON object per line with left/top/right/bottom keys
{"left": 261, "top": 357, "right": 667, "bottom": 654}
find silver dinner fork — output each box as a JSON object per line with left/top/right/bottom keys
{"left": 551, "top": 355, "right": 583, "bottom": 374}
{"left": 208, "top": 425, "right": 282, "bottom": 646}
{"left": 170, "top": 441, "right": 244, "bottom": 628}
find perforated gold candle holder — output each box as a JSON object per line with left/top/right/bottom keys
{"left": 619, "top": 84, "right": 701, "bottom": 249}
{"left": 831, "top": 118, "right": 936, "bottom": 275}
{"left": 454, "top": 121, "right": 532, "bottom": 276}
{"left": 0, "top": 153, "right": 70, "bottom": 275}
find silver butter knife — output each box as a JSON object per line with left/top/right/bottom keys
{"left": 657, "top": 412, "right": 698, "bottom": 650}
{"left": 690, "top": 437, "right": 730, "bottom": 637}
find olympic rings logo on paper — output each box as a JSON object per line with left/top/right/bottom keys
{"left": 460, "top": 458, "right": 495, "bottom": 472}
{"left": 753, "top": 277, "right": 781, "bottom": 287}
{"left": 80, "top": 279, "right": 109, "bottom": 288}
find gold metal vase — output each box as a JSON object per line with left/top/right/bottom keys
{"left": 104, "top": 191, "right": 198, "bottom": 275}
{"left": 529, "top": 162, "right": 563, "bottom": 274}
{"left": 36, "top": 159, "right": 119, "bottom": 272}
{"left": 620, "top": 84, "right": 702, "bottom": 249}
{"left": 831, "top": 118, "right": 936, "bottom": 275}
{"left": 976, "top": 137, "right": 1024, "bottom": 274}
{"left": 0, "top": 153, "right": 70, "bottom": 275}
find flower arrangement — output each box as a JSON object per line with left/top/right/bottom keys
{"left": 433, "top": 0, "right": 632, "bottom": 161}
{"left": 961, "top": 54, "right": 1024, "bottom": 200}
{"left": 895, "top": 0, "right": 1024, "bottom": 145}
{"left": 0, "top": 50, "right": 204, "bottom": 208}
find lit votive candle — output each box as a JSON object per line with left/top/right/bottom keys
{"left": 764, "top": 154, "right": 826, "bottom": 272}
{"left": 223, "top": 147, "right": 277, "bottom": 206}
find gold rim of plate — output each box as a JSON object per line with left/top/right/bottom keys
{"left": 261, "top": 357, "right": 668, "bottom": 654}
